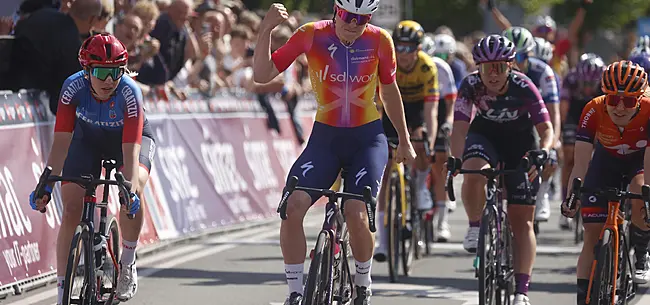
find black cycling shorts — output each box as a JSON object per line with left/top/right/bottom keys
{"left": 462, "top": 132, "right": 540, "bottom": 205}
{"left": 581, "top": 145, "right": 644, "bottom": 223}
{"left": 382, "top": 101, "right": 425, "bottom": 139}
{"left": 62, "top": 119, "right": 156, "bottom": 179}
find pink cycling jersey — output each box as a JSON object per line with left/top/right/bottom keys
{"left": 272, "top": 20, "right": 397, "bottom": 127}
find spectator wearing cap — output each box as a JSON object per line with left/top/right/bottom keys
{"left": 8, "top": 0, "right": 108, "bottom": 114}
{"left": 136, "top": 0, "right": 201, "bottom": 93}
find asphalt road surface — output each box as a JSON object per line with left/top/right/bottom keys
{"left": 5, "top": 197, "right": 650, "bottom": 305}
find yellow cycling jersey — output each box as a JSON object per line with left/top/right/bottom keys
{"left": 396, "top": 51, "right": 440, "bottom": 103}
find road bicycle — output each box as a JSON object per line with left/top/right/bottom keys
{"left": 383, "top": 135, "right": 431, "bottom": 282}
{"left": 445, "top": 150, "right": 546, "bottom": 305}
{"left": 34, "top": 160, "right": 134, "bottom": 305}
{"left": 277, "top": 175, "right": 376, "bottom": 305}
{"left": 565, "top": 177, "right": 650, "bottom": 305}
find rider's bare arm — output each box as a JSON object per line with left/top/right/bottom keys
{"left": 450, "top": 121, "right": 469, "bottom": 159}
{"left": 535, "top": 121, "right": 554, "bottom": 151}
{"left": 47, "top": 101, "right": 76, "bottom": 187}
{"left": 380, "top": 82, "right": 410, "bottom": 140}
{"left": 254, "top": 5, "right": 298, "bottom": 84}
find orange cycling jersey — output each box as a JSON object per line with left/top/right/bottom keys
{"left": 271, "top": 20, "right": 397, "bottom": 127}
{"left": 576, "top": 95, "right": 650, "bottom": 158}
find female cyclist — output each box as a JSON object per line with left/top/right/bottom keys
{"left": 29, "top": 33, "right": 155, "bottom": 305}
{"left": 451, "top": 34, "right": 554, "bottom": 305}
{"left": 561, "top": 60, "right": 650, "bottom": 304}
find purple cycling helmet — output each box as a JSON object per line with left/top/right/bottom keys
{"left": 629, "top": 53, "right": 650, "bottom": 72}
{"left": 576, "top": 53, "right": 605, "bottom": 82}
{"left": 472, "top": 34, "right": 516, "bottom": 64}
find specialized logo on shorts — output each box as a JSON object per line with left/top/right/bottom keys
{"left": 300, "top": 161, "right": 314, "bottom": 177}
{"left": 589, "top": 196, "right": 597, "bottom": 203}
{"left": 355, "top": 167, "right": 367, "bottom": 186}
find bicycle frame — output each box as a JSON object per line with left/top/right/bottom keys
{"left": 585, "top": 199, "right": 626, "bottom": 304}
{"left": 567, "top": 177, "right": 650, "bottom": 305}
{"left": 384, "top": 150, "right": 407, "bottom": 227}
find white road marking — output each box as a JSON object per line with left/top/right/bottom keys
{"left": 5, "top": 217, "right": 321, "bottom": 305}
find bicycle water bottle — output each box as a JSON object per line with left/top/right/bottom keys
{"left": 93, "top": 235, "right": 107, "bottom": 269}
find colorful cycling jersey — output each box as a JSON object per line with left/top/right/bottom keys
{"left": 561, "top": 69, "right": 604, "bottom": 122}
{"left": 396, "top": 51, "right": 439, "bottom": 103}
{"left": 54, "top": 71, "right": 144, "bottom": 144}
{"left": 454, "top": 71, "right": 550, "bottom": 133}
{"left": 576, "top": 96, "right": 650, "bottom": 158}
{"left": 271, "top": 20, "right": 396, "bottom": 127}
{"left": 432, "top": 56, "right": 457, "bottom": 100}
{"left": 523, "top": 57, "right": 559, "bottom": 104}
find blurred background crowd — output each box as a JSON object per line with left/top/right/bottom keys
{"left": 0, "top": 0, "right": 648, "bottom": 144}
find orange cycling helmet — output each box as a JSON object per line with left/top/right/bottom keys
{"left": 601, "top": 60, "right": 648, "bottom": 97}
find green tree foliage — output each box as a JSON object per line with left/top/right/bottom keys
{"left": 502, "top": 0, "right": 564, "bottom": 15}
{"left": 552, "top": 0, "right": 650, "bottom": 30}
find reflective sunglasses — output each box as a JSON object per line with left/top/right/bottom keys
{"left": 91, "top": 67, "right": 124, "bottom": 81}
{"left": 606, "top": 94, "right": 639, "bottom": 108}
{"left": 335, "top": 8, "right": 372, "bottom": 25}
{"left": 479, "top": 62, "right": 509, "bottom": 74}
{"left": 395, "top": 44, "right": 418, "bottom": 53}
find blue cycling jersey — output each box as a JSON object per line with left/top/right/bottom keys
{"left": 56, "top": 70, "right": 145, "bottom": 144}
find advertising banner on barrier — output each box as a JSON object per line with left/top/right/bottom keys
{"left": 0, "top": 90, "right": 317, "bottom": 289}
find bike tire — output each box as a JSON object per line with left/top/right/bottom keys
{"left": 62, "top": 225, "right": 93, "bottom": 305}
{"left": 401, "top": 182, "right": 416, "bottom": 276}
{"left": 303, "top": 231, "right": 332, "bottom": 305}
{"left": 588, "top": 229, "right": 615, "bottom": 305}
{"left": 616, "top": 228, "right": 633, "bottom": 305}
{"left": 387, "top": 173, "right": 401, "bottom": 283}
{"left": 478, "top": 207, "right": 497, "bottom": 305}
{"left": 101, "top": 217, "right": 120, "bottom": 305}
{"left": 335, "top": 223, "right": 353, "bottom": 305}
{"left": 496, "top": 211, "right": 515, "bottom": 305}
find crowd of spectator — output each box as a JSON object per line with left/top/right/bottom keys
{"left": 0, "top": 0, "right": 588, "bottom": 146}
{"left": 0, "top": 0, "right": 314, "bottom": 144}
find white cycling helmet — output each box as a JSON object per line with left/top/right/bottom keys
{"left": 335, "top": 0, "right": 380, "bottom": 15}
{"left": 421, "top": 35, "right": 436, "bottom": 56}
{"left": 531, "top": 15, "right": 556, "bottom": 32}
{"left": 636, "top": 35, "right": 650, "bottom": 49}
{"left": 532, "top": 37, "right": 554, "bottom": 63}
{"left": 434, "top": 34, "right": 456, "bottom": 55}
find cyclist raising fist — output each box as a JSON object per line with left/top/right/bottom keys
{"left": 254, "top": 1, "right": 416, "bottom": 305}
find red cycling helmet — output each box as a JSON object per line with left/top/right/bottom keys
{"left": 78, "top": 33, "right": 128, "bottom": 68}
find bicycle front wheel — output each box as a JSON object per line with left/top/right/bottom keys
{"left": 62, "top": 225, "right": 93, "bottom": 305}
{"left": 100, "top": 217, "right": 120, "bottom": 305}
{"left": 496, "top": 211, "right": 515, "bottom": 305}
{"left": 478, "top": 207, "right": 498, "bottom": 305}
{"left": 303, "top": 231, "right": 332, "bottom": 305}
{"left": 588, "top": 229, "right": 615, "bottom": 305}
{"left": 401, "top": 182, "right": 416, "bottom": 276}
{"left": 386, "top": 173, "right": 402, "bottom": 283}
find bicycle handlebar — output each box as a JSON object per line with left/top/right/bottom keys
{"left": 277, "top": 176, "right": 377, "bottom": 233}
{"left": 566, "top": 177, "right": 650, "bottom": 223}
{"left": 445, "top": 150, "right": 548, "bottom": 202}
{"left": 35, "top": 166, "right": 136, "bottom": 219}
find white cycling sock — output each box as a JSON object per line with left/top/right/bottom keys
{"left": 355, "top": 259, "right": 372, "bottom": 288}
{"left": 285, "top": 263, "right": 304, "bottom": 294}
{"left": 437, "top": 201, "right": 449, "bottom": 226}
{"left": 121, "top": 240, "right": 138, "bottom": 266}
{"left": 376, "top": 211, "right": 386, "bottom": 250}
{"left": 57, "top": 276, "right": 64, "bottom": 305}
